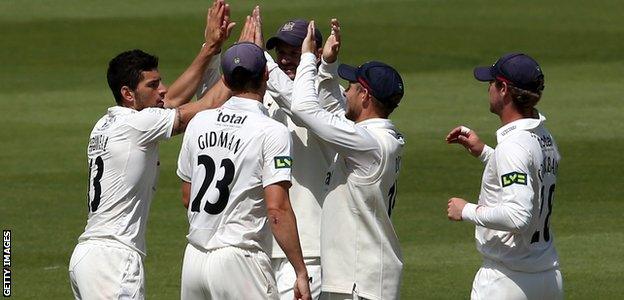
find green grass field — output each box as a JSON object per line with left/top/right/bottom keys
{"left": 1, "top": 0, "right": 623, "bottom": 298}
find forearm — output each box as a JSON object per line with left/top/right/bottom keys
{"left": 318, "top": 57, "right": 345, "bottom": 114}
{"left": 291, "top": 53, "right": 375, "bottom": 152}
{"left": 462, "top": 201, "right": 532, "bottom": 232}
{"left": 173, "top": 80, "right": 231, "bottom": 134}
{"left": 268, "top": 206, "right": 307, "bottom": 276}
{"left": 165, "top": 45, "right": 220, "bottom": 108}
{"left": 265, "top": 52, "right": 294, "bottom": 111}
{"left": 478, "top": 145, "right": 495, "bottom": 163}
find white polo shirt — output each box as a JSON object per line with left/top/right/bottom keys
{"left": 264, "top": 53, "right": 345, "bottom": 259}
{"left": 462, "top": 114, "right": 561, "bottom": 273}
{"left": 79, "top": 106, "right": 176, "bottom": 256}
{"left": 177, "top": 97, "right": 292, "bottom": 254}
{"left": 291, "top": 53, "right": 405, "bottom": 300}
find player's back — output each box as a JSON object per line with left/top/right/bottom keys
{"left": 80, "top": 106, "right": 175, "bottom": 255}
{"left": 177, "top": 97, "right": 292, "bottom": 255}
{"left": 477, "top": 115, "right": 561, "bottom": 273}
{"left": 321, "top": 119, "right": 405, "bottom": 300}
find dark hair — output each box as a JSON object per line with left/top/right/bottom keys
{"left": 225, "top": 67, "right": 265, "bottom": 93}
{"left": 495, "top": 79, "right": 544, "bottom": 114}
{"left": 107, "top": 49, "right": 159, "bottom": 105}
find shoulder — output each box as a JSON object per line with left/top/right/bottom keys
{"left": 126, "top": 108, "right": 175, "bottom": 130}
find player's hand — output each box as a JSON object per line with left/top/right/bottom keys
{"left": 204, "top": 0, "right": 236, "bottom": 52}
{"left": 302, "top": 20, "right": 316, "bottom": 54}
{"left": 447, "top": 197, "right": 467, "bottom": 221}
{"left": 322, "top": 18, "right": 341, "bottom": 63}
{"left": 446, "top": 125, "right": 485, "bottom": 157}
{"left": 293, "top": 274, "right": 311, "bottom": 300}
{"left": 238, "top": 6, "right": 263, "bottom": 48}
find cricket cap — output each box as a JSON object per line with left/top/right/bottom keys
{"left": 474, "top": 53, "right": 544, "bottom": 93}
{"left": 338, "top": 61, "right": 405, "bottom": 108}
{"left": 266, "top": 19, "right": 322, "bottom": 50}
{"left": 221, "top": 42, "right": 267, "bottom": 84}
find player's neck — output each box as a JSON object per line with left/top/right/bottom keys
{"left": 232, "top": 91, "right": 263, "bottom": 102}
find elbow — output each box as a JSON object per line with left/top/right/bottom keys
{"left": 511, "top": 210, "right": 532, "bottom": 232}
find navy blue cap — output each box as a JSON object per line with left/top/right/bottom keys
{"left": 474, "top": 53, "right": 544, "bottom": 93}
{"left": 266, "top": 19, "right": 322, "bottom": 50}
{"left": 338, "top": 61, "right": 404, "bottom": 108}
{"left": 221, "top": 42, "right": 267, "bottom": 84}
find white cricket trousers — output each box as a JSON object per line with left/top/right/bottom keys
{"left": 69, "top": 239, "right": 144, "bottom": 300}
{"left": 471, "top": 259, "right": 563, "bottom": 300}
{"left": 271, "top": 257, "right": 322, "bottom": 300}
{"left": 181, "top": 244, "right": 278, "bottom": 300}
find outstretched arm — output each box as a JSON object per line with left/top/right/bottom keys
{"left": 164, "top": 0, "right": 235, "bottom": 108}
{"left": 290, "top": 21, "right": 377, "bottom": 154}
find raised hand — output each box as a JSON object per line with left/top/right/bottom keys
{"left": 322, "top": 18, "right": 341, "bottom": 63}
{"left": 446, "top": 126, "right": 485, "bottom": 157}
{"left": 238, "top": 5, "right": 263, "bottom": 48}
{"left": 302, "top": 20, "right": 316, "bottom": 54}
{"left": 204, "top": 0, "right": 236, "bottom": 52}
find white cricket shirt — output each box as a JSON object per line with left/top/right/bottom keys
{"left": 462, "top": 114, "right": 561, "bottom": 273}
{"left": 79, "top": 106, "right": 176, "bottom": 256}
{"left": 264, "top": 53, "right": 345, "bottom": 259}
{"left": 292, "top": 53, "right": 405, "bottom": 300}
{"left": 177, "top": 97, "right": 292, "bottom": 254}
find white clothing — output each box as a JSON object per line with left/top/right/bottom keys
{"left": 471, "top": 259, "right": 563, "bottom": 300}
{"left": 461, "top": 114, "right": 561, "bottom": 273}
{"left": 69, "top": 239, "right": 145, "bottom": 300}
{"left": 292, "top": 53, "right": 405, "bottom": 300}
{"left": 177, "top": 96, "right": 292, "bottom": 254}
{"left": 271, "top": 257, "right": 322, "bottom": 300}
{"left": 79, "top": 106, "right": 176, "bottom": 255}
{"left": 181, "top": 244, "right": 278, "bottom": 300}
{"left": 264, "top": 53, "right": 344, "bottom": 259}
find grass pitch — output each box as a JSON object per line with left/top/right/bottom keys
{"left": 1, "top": 0, "right": 623, "bottom": 299}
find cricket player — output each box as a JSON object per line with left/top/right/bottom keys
{"left": 446, "top": 53, "right": 563, "bottom": 299}
{"left": 292, "top": 21, "right": 406, "bottom": 300}
{"left": 68, "top": 1, "right": 234, "bottom": 299}
{"left": 224, "top": 9, "right": 344, "bottom": 299}
{"left": 176, "top": 42, "right": 311, "bottom": 300}
{"left": 264, "top": 18, "right": 344, "bottom": 300}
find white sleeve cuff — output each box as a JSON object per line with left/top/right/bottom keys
{"left": 461, "top": 202, "right": 479, "bottom": 223}
{"left": 264, "top": 51, "right": 279, "bottom": 72}
{"left": 320, "top": 57, "right": 339, "bottom": 75}
{"left": 300, "top": 52, "right": 316, "bottom": 63}
{"left": 478, "top": 145, "right": 494, "bottom": 163}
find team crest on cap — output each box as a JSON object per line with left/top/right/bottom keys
{"left": 281, "top": 22, "right": 295, "bottom": 31}
{"left": 234, "top": 57, "right": 240, "bottom": 64}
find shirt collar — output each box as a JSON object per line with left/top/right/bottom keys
{"left": 496, "top": 113, "right": 546, "bottom": 143}
{"left": 107, "top": 106, "right": 136, "bottom": 116}
{"left": 223, "top": 96, "right": 268, "bottom": 115}
{"left": 358, "top": 118, "right": 394, "bottom": 128}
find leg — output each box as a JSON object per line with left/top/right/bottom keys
{"left": 69, "top": 241, "right": 144, "bottom": 300}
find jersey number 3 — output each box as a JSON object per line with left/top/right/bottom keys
{"left": 87, "top": 156, "right": 104, "bottom": 212}
{"left": 190, "top": 155, "right": 235, "bottom": 214}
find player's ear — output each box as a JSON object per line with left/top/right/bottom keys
{"left": 120, "top": 86, "right": 135, "bottom": 103}
{"left": 263, "top": 66, "right": 269, "bottom": 81}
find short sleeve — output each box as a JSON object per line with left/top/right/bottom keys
{"left": 126, "top": 108, "right": 176, "bottom": 145}
{"left": 176, "top": 125, "right": 194, "bottom": 182}
{"left": 261, "top": 124, "right": 292, "bottom": 187}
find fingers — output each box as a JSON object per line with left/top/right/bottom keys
{"left": 330, "top": 18, "right": 341, "bottom": 41}
{"left": 307, "top": 20, "right": 316, "bottom": 40}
